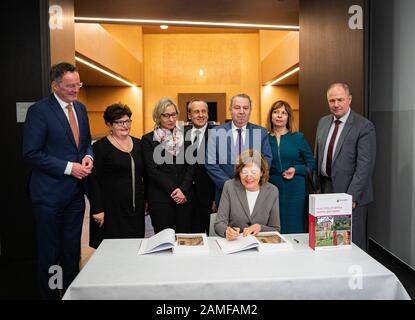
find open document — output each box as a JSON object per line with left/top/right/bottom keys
{"left": 138, "top": 228, "right": 209, "bottom": 255}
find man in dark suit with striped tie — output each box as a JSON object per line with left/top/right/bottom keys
{"left": 205, "top": 94, "right": 272, "bottom": 204}
{"left": 185, "top": 99, "right": 215, "bottom": 234}
{"left": 23, "top": 62, "right": 93, "bottom": 299}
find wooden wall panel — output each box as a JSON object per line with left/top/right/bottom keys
{"left": 50, "top": 0, "right": 75, "bottom": 65}
{"left": 74, "top": 0, "right": 299, "bottom": 26}
{"left": 299, "top": 0, "right": 365, "bottom": 146}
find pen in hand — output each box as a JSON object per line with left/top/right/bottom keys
{"left": 226, "top": 226, "right": 240, "bottom": 241}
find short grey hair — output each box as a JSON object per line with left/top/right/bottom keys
{"left": 229, "top": 93, "right": 252, "bottom": 111}
{"left": 187, "top": 99, "right": 208, "bottom": 113}
{"left": 152, "top": 97, "right": 179, "bottom": 125}
{"left": 327, "top": 83, "right": 351, "bottom": 96}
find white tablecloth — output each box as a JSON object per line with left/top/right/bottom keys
{"left": 63, "top": 234, "right": 410, "bottom": 300}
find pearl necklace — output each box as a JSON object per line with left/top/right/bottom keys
{"left": 111, "top": 134, "right": 132, "bottom": 153}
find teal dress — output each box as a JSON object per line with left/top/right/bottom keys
{"left": 269, "top": 132, "right": 316, "bottom": 234}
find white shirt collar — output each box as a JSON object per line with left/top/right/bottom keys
{"left": 334, "top": 108, "right": 351, "bottom": 124}
{"left": 192, "top": 123, "right": 208, "bottom": 135}
{"left": 231, "top": 122, "right": 247, "bottom": 131}
{"left": 54, "top": 92, "right": 73, "bottom": 111}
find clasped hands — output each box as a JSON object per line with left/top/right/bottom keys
{"left": 171, "top": 188, "right": 187, "bottom": 205}
{"left": 225, "top": 224, "right": 261, "bottom": 241}
{"left": 71, "top": 156, "right": 93, "bottom": 180}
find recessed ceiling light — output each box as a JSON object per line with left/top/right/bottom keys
{"left": 75, "top": 56, "right": 138, "bottom": 88}
{"left": 160, "top": 25, "right": 169, "bottom": 30}
{"left": 75, "top": 17, "right": 299, "bottom": 30}
{"left": 267, "top": 67, "right": 300, "bottom": 86}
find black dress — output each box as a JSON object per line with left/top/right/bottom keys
{"left": 88, "top": 136, "right": 145, "bottom": 248}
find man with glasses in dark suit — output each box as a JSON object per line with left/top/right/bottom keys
{"left": 23, "top": 62, "right": 93, "bottom": 299}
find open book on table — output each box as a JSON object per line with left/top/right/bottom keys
{"left": 216, "top": 231, "right": 293, "bottom": 255}
{"left": 138, "top": 228, "right": 209, "bottom": 255}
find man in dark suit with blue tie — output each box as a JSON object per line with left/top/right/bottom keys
{"left": 315, "top": 83, "right": 376, "bottom": 251}
{"left": 185, "top": 100, "right": 215, "bottom": 234}
{"left": 205, "top": 94, "right": 272, "bottom": 203}
{"left": 23, "top": 62, "right": 93, "bottom": 299}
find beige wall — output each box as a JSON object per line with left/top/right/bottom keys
{"left": 101, "top": 24, "right": 143, "bottom": 62}
{"left": 259, "top": 30, "right": 299, "bottom": 131}
{"left": 259, "top": 30, "right": 290, "bottom": 61}
{"left": 261, "top": 31, "right": 299, "bottom": 85}
{"left": 75, "top": 23, "right": 142, "bottom": 85}
{"left": 261, "top": 85, "right": 299, "bottom": 131}
{"left": 143, "top": 33, "right": 261, "bottom": 133}
{"left": 79, "top": 87, "right": 143, "bottom": 139}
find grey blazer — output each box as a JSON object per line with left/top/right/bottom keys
{"left": 214, "top": 179, "right": 280, "bottom": 237}
{"left": 315, "top": 110, "right": 376, "bottom": 206}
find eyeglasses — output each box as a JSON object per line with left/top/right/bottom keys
{"left": 240, "top": 169, "right": 260, "bottom": 176}
{"left": 60, "top": 82, "right": 83, "bottom": 90}
{"left": 113, "top": 119, "right": 132, "bottom": 126}
{"left": 161, "top": 112, "right": 178, "bottom": 119}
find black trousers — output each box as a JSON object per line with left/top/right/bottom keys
{"left": 190, "top": 200, "right": 211, "bottom": 234}
{"left": 149, "top": 201, "right": 192, "bottom": 234}
{"left": 320, "top": 176, "right": 368, "bottom": 252}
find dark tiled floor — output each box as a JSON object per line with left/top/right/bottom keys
{"left": 0, "top": 257, "right": 40, "bottom": 299}
{"left": 368, "top": 240, "right": 415, "bottom": 299}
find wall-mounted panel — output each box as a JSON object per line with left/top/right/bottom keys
{"left": 299, "top": 0, "right": 365, "bottom": 145}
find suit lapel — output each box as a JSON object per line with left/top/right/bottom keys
{"left": 73, "top": 101, "right": 84, "bottom": 149}
{"left": 225, "top": 122, "right": 236, "bottom": 164}
{"left": 318, "top": 117, "right": 332, "bottom": 172}
{"left": 333, "top": 111, "right": 354, "bottom": 162}
{"left": 48, "top": 95, "right": 78, "bottom": 149}
{"left": 234, "top": 180, "right": 251, "bottom": 221}
{"left": 197, "top": 124, "right": 211, "bottom": 152}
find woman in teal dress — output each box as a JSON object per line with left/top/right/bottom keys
{"left": 267, "top": 100, "right": 316, "bottom": 234}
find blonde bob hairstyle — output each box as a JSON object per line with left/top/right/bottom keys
{"left": 152, "top": 97, "right": 180, "bottom": 126}
{"left": 234, "top": 149, "right": 269, "bottom": 186}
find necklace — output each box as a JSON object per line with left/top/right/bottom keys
{"left": 110, "top": 134, "right": 132, "bottom": 153}
{"left": 110, "top": 134, "right": 136, "bottom": 211}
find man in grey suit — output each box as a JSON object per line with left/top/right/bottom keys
{"left": 315, "top": 83, "right": 376, "bottom": 251}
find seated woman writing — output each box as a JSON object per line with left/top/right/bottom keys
{"left": 214, "top": 149, "right": 280, "bottom": 240}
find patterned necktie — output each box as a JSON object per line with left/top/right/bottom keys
{"left": 325, "top": 119, "right": 342, "bottom": 177}
{"left": 67, "top": 104, "right": 79, "bottom": 148}
{"left": 193, "top": 129, "right": 201, "bottom": 157}
{"left": 193, "top": 129, "right": 201, "bottom": 145}
{"left": 236, "top": 128, "right": 242, "bottom": 156}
